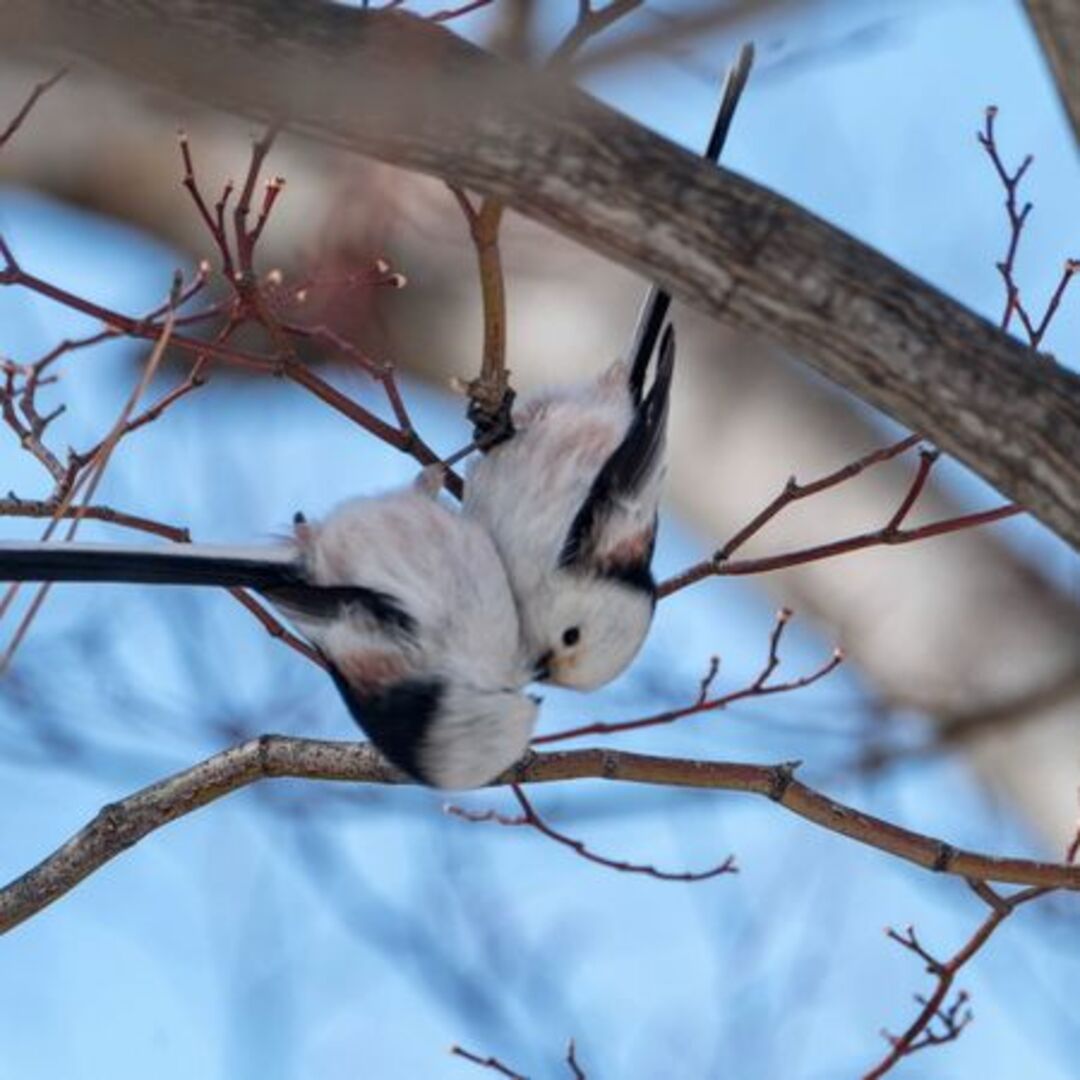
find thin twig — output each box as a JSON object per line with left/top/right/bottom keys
{"left": 0, "top": 69, "right": 66, "bottom": 150}
{"left": 446, "top": 784, "right": 736, "bottom": 882}
{"left": 863, "top": 822, "right": 1080, "bottom": 1078}
{"left": 0, "top": 497, "right": 191, "bottom": 541}
{"left": 0, "top": 243, "right": 462, "bottom": 494}
{"left": 659, "top": 440, "right": 1021, "bottom": 596}
{"left": 450, "top": 1045, "right": 527, "bottom": 1080}
{"left": 548, "top": 1, "right": 644, "bottom": 69}
{"left": 1, "top": 297, "right": 180, "bottom": 671}
{"left": 977, "top": 106, "right": 1079, "bottom": 347}
{"left": 534, "top": 608, "right": 842, "bottom": 744}
{"left": 566, "top": 1040, "right": 586, "bottom": 1080}
{"left": 429, "top": 1, "right": 501, "bottom": 23}
{"left": 227, "top": 588, "right": 325, "bottom": 666}
{"left": 176, "top": 130, "right": 463, "bottom": 495}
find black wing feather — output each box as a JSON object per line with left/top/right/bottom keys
{"left": 559, "top": 325, "right": 675, "bottom": 571}
{"left": 327, "top": 668, "right": 442, "bottom": 784}
{"left": 261, "top": 583, "right": 417, "bottom": 638}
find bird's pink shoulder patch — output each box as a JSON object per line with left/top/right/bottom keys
{"left": 336, "top": 649, "right": 410, "bottom": 694}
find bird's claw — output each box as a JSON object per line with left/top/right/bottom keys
{"left": 467, "top": 385, "right": 517, "bottom": 450}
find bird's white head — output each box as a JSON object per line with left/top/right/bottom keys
{"left": 527, "top": 571, "right": 655, "bottom": 691}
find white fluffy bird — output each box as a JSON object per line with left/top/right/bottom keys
{"left": 464, "top": 323, "right": 675, "bottom": 690}
{"left": 0, "top": 472, "right": 538, "bottom": 789}
{"left": 463, "top": 44, "right": 755, "bottom": 690}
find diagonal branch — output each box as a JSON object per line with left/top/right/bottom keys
{"left": 1, "top": 3, "right": 1079, "bottom": 549}
{"left": 3, "top": 738, "right": 1080, "bottom": 936}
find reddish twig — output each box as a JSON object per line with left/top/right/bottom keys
{"left": 0, "top": 259, "right": 213, "bottom": 496}
{"left": 1, "top": 300, "right": 182, "bottom": 669}
{"left": 864, "top": 824, "right": 1080, "bottom": 1078}
{"left": 232, "top": 126, "right": 282, "bottom": 279}
{"left": 534, "top": 608, "right": 842, "bottom": 744}
{"left": 179, "top": 130, "right": 235, "bottom": 279}
{"left": 177, "top": 131, "right": 463, "bottom": 495}
{"left": 429, "top": 0, "right": 501, "bottom": 22}
{"left": 684, "top": 434, "right": 917, "bottom": 570}
{"left": 0, "top": 234, "right": 463, "bottom": 493}
{"left": 226, "top": 589, "right": 325, "bottom": 667}
{"left": 0, "top": 497, "right": 191, "bottom": 542}
{"left": 447, "top": 784, "right": 737, "bottom": 882}
{"left": 977, "top": 106, "right": 1079, "bottom": 346}
{"left": 0, "top": 245, "right": 276, "bottom": 371}
{"left": 659, "top": 440, "right": 1021, "bottom": 595}
{"left": 0, "top": 70, "right": 65, "bottom": 151}
{"left": 685, "top": 505, "right": 1022, "bottom": 582}
{"left": 1, "top": 131, "right": 382, "bottom": 667}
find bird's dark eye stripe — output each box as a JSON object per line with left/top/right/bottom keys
{"left": 562, "top": 626, "right": 581, "bottom": 647}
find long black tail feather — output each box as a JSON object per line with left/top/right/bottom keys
{"left": 0, "top": 542, "right": 301, "bottom": 589}
{"left": 626, "top": 42, "right": 755, "bottom": 403}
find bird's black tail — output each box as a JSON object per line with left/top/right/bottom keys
{"left": 0, "top": 541, "right": 302, "bottom": 589}
{"left": 626, "top": 43, "right": 755, "bottom": 403}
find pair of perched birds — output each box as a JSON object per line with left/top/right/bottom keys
{"left": 0, "top": 310, "right": 677, "bottom": 789}
{"left": 1, "top": 44, "right": 755, "bottom": 789}
{"left": 2, "top": 46, "right": 753, "bottom": 790}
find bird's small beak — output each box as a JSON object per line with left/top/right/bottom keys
{"left": 533, "top": 650, "right": 554, "bottom": 682}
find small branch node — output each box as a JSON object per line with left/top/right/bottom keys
{"left": 767, "top": 760, "right": 801, "bottom": 802}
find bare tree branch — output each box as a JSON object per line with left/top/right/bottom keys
{"left": 865, "top": 824, "right": 1080, "bottom": 1078}
{"left": 2, "top": 3, "right": 1079, "bottom": 549}
{"left": 1023, "top": 0, "right": 1080, "bottom": 147}
{"left": 3, "top": 737, "right": 1079, "bottom": 936}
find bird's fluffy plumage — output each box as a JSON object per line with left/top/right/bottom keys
{"left": 464, "top": 328, "right": 675, "bottom": 690}
{"left": 0, "top": 476, "right": 538, "bottom": 789}
{"left": 262, "top": 481, "right": 540, "bottom": 787}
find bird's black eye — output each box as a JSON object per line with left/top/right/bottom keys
{"left": 562, "top": 626, "right": 581, "bottom": 647}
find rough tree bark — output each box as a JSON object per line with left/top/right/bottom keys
{"left": 1024, "top": 0, "right": 1080, "bottom": 146}
{"left": 1, "top": 1, "right": 1079, "bottom": 552}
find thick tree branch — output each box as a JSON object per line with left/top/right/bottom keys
{"left": 3, "top": 737, "right": 1079, "bottom": 936}
{"left": 1023, "top": 1, "right": 1080, "bottom": 147}
{"left": 1, "top": 3, "right": 1079, "bottom": 549}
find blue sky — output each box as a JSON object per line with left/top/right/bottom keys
{"left": 0, "top": 2, "right": 1077, "bottom": 1078}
